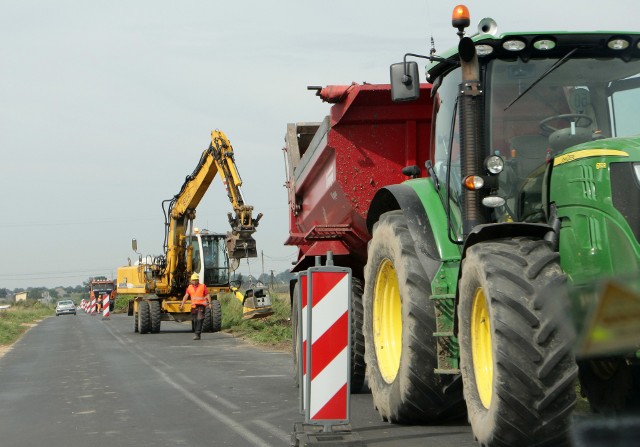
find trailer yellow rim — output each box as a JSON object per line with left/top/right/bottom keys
{"left": 373, "top": 259, "right": 402, "bottom": 383}
{"left": 471, "top": 287, "right": 493, "bottom": 408}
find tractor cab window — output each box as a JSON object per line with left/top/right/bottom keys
{"left": 433, "top": 67, "right": 463, "bottom": 237}
{"left": 609, "top": 74, "right": 640, "bottom": 137}
{"left": 486, "top": 56, "right": 640, "bottom": 222}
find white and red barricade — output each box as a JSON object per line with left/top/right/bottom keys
{"left": 297, "top": 258, "right": 352, "bottom": 427}
{"left": 90, "top": 297, "right": 97, "bottom": 314}
{"left": 102, "top": 294, "right": 110, "bottom": 319}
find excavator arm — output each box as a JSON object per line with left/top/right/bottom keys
{"left": 162, "top": 130, "right": 262, "bottom": 291}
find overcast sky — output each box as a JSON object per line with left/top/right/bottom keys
{"left": 1, "top": 0, "right": 638, "bottom": 289}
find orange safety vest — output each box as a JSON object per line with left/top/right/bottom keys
{"left": 186, "top": 283, "right": 209, "bottom": 306}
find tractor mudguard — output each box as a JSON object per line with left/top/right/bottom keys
{"left": 452, "top": 221, "right": 556, "bottom": 335}
{"left": 367, "top": 181, "right": 450, "bottom": 282}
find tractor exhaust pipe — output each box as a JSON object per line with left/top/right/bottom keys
{"left": 457, "top": 35, "right": 490, "bottom": 238}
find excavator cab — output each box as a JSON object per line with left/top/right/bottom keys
{"left": 190, "top": 230, "right": 230, "bottom": 288}
{"left": 230, "top": 279, "right": 274, "bottom": 320}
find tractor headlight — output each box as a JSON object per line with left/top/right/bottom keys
{"left": 485, "top": 155, "right": 504, "bottom": 174}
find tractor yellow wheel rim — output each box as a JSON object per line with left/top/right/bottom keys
{"left": 471, "top": 287, "right": 493, "bottom": 408}
{"left": 373, "top": 259, "right": 402, "bottom": 383}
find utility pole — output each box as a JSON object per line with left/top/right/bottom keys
{"left": 261, "top": 250, "right": 265, "bottom": 278}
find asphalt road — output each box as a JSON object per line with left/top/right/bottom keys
{"left": 0, "top": 311, "right": 475, "bottom": 447}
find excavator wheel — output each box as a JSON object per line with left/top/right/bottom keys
{"left": 458, "top": 237, "right": 577, "bottom": 446}
{"left": 149, "top": 300, "right": 161, "bottom": 334}
{"left": 203, "top": 300, "right": 222, "bottom": 333}
{"left": 138, "top": 301, "right": 151, "bottom": 334}
{"left": 363, "top": 210, "right": 465, "bottom": 423}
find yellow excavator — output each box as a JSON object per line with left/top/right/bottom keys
{"left": 116, "top": 130, "right": 270, "bottom": 334}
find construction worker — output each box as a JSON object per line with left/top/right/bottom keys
{"left": 179, "top": 273, "right": 211, "bottom": 340}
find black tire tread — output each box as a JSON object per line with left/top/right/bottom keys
{"left": 363, "top": 210, "right": 465, "bottom": 423}
{"left": 458, "top": 237, "right": 577, "bottom": 446}
{"left": 150, "top": 300, "right": 161, "bottom": 334}
{"left": 138, "top": 301, "right": 151, "bottom": 334}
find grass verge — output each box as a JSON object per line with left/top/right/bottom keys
{"left": 0, "top": 302, "right": 53, "bottom": 346}
{"left": 219, "top": 291, "right": 292, "bottom": 351}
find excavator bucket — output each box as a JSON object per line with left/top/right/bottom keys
{"left": 241, "top": 288, "right": 274, "bottom": 320}
{"left": 226, "top": 231, "right": 258, "bottom": 259}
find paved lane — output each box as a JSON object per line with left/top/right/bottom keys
{"left": 0, "top": 312, "right": 474, "bottom": 446}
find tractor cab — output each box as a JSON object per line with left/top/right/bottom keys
{"left": 393, "top": 26, "right": 640, "bottom": 238}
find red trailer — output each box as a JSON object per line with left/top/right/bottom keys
{"left": 284, "top": 83, "right": 434, "bottom": 391}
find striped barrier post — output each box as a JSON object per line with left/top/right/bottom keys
{"left": 102, "top": 294, "right": 110, "bottom": 319}
{"left": 293, "top": 253, "right": 360, "bottom": 444}
{"left": 306, "top": 266, "right": 350, "bottom": 424}
{"left": 90, "top": 297, "right": 97, "bottom": 314}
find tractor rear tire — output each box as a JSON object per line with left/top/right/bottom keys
{"left": 138, "top": 301, "right": 151, "bottom": 334}
{"left": 363, "top": 210, "right": 465, "bottom": 423}
{"left": 149, "top": 300, "right": 161, "bottom": 334}
{"left": 458, "top": 237, "right": 577, "bottom": 446}
{"left": 134, "top": 310, "right": 139, "bottom": 333}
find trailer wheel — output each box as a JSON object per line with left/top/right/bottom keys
{"left": 291, "top": 281, "right": 301, "bottom": 387}
{"left": 149, "top": 300, "right": 161, "bottom": 334}
{"left": 363, "top": 210, "right": 465, "bottom": 423}
{"left": 203, "top": 301, "right": 222, "bottom": 333}
{"left": 138, "top": 301, "right": 151, "bottom": 334}
{"left": 350, "top": 277, "right": 366, "bottom": 393}
{"left": 458, "top": 237, "right": 577, "bottom": 446}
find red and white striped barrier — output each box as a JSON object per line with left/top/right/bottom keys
{"left": 305, "top": 267, "right": 351, "bottom": 424}
{"left": 90, "top": 297, "right": 97, "bottom": 314}
{"left": 102, "top": 294, "right": 110, "bottom": 319}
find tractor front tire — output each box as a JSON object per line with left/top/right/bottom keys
{"left": 363, "top": 210, "right": 465, "bottom": 423}
{"left": 458, "top": 237, "right": 577, "bottom": 446}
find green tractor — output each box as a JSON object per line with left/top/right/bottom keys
{"left": 363, "top": 5, "right": 640, "bottom": 446}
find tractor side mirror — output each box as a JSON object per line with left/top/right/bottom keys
{"left": 390, "top": 61, "right": 420, "bottom": 102}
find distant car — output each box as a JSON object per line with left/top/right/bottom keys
{"left": 55, "top": 300, "right": 76, "bottom": 316}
